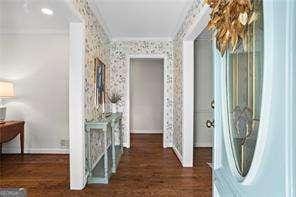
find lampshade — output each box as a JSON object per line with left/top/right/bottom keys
{"left": 0, "top": 81, "right": 15, "bottom": 98}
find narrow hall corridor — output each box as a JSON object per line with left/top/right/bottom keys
{"left": 0, "top": 134, "right": 212, "bottom": 196}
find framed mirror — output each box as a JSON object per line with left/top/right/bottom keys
{"left": 225, "top": 0, "right": 264, "bottom": 177}
{"left": 94, "top": 58, "right": 106, "bottom": 106}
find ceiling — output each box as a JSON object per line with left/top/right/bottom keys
{"left": 0, "top": 0, "right": 80, "bottom": 33}
{"left": 90, "top": 0, "right": 193, "bottom": 39}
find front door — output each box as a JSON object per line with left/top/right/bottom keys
{"left": 213, "top": 0, "right": 296, "bottom": 196}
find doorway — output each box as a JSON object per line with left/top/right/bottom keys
{"left": 130, "top": 58, "right": 164, "bottom": 146}
{"left": 193, "top": 29, "right": 213, "bottom": 165}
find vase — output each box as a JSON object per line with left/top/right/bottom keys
{"left": 111, "top": 103, "right": 117, "bottom": 113}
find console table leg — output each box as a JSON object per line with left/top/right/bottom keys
{"left": 20, "top": 131, "right": 24, "bottom": 154}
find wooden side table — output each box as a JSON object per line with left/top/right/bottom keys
{"left": 0, "top": 121, "right": 25, "bottom": 154}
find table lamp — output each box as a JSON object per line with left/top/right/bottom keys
{"left": 0, "top": 81, "right": 15, "bottom": 124}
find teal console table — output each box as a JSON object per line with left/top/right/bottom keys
{"left": 85, "top": 113, "right": 123, "bottom": 184}
{"left": 109, "top": 113, "right": 123, "bottom": 173}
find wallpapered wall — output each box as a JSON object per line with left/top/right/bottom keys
{"left": 72, "top": 0, "right": 111, "bottom": 170}
{"left": 110, "top": 40, "right": 174, "bottom": 147}
{"left": 72, "top": 0, "right": 205, "bottom": 164}
{"left": 72, "top": 0, "right": 111, "bottom": 121}
{"left": 173, "top": 0, "right": 206, "bottom": 156}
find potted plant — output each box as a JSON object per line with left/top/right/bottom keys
{"left": 108, "top": 92, "right": 122, "bottom": 113}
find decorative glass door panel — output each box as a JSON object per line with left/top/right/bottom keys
{"left": 226, "top": 0, "right": 264, "bottom": 177}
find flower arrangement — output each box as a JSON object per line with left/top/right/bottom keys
{"left": 205, "top": 0, "right": 258, "bottom": 55}
{"left": 107, "top": 92, "right": 122, "bottom": 104}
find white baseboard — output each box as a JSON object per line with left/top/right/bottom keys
{"left": 194, "top": 142, "right": 213, "bottom": 147}
{"left": 2, "top": 148, "right": 69, "bottom": 154}
{"left": 131, "top": 130, "right": 163, "bottom": 134}
{"left": 123, "top": 142, "right": 130, "bottom": 148}
{"left": 172, "top": 146, "right": 183, "bottom": 165}
{"left": 163, "top": 143, "right": 172, "bottom": 148}
{"left": 123, "top": 140, "right": 171, "bottom": 148}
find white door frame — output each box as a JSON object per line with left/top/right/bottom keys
{"left": 181, "top": 6, "right": 211, "bottom": 167}
{"left": 127, "top": 54, "right": 166, "bottom": 148}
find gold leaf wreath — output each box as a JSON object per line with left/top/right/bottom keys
{"left": 205, "top": 0, "right": 257, "bottom": 56}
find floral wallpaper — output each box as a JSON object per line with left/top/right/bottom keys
{"left": 72, "top": 0, "right": 111, "bottom": 121}
{"left": 110, "top": 40, "right": 174, "bottom": 147}
{"left": 72, "top": 0, "right": 111, "bottom": 173}
{"left": 173, "top": 0, "right": 206, "bottom": 156}
{"left": 72, "top": 0, "right": 206, "bottom": 170}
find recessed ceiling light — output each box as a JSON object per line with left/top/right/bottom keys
{"left": 41, "top": 8, "right": 53, "bottom": 15}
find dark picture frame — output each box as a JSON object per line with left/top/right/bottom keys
{"left": 94, "top": 58, "right": 106, "bottom": 106}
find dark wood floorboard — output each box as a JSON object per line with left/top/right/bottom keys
{"left": 0, "top": 134, "right": 212, "bottom": 197}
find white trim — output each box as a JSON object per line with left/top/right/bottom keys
{"left": 131, "top": 130, "right": 163, "bottom": 134}
{"left": 181, "top": 40, "right": 194, "bottom": 167}
{"left": 194, "top": 142, "right": 213, "bottom": 147}
{"left": 69, "top": 22, "right": 86, "bottom": 190}
{"left": 127, "top": 54, "right": 168, "bottom": 148}
{"left": 63, "top": 0, "right": 84, "bottom": 22}
{"left": 180, "top": 5, "right": 211, "bottom": 168}
{"left": 129, "top": 54, "right": 166, "bottom": 59}
{"left": 213, "top": 36, "right": 223, "bottom": 169}
{"left": 66, "top": 0, "right": 86, "bottom": 190}
{"left": 86, "top": 0, "right": 193, "bottom": 2}
{"left": 0, "top": 29, "right": 69, "bottom": 35}
{"left": 123, "top": 142, "right": 129, "bottom": 148}
{"left": 1, "top": 148, "right": 69, "bottom": 154}
{"left": 171, "top": 1, "right": 194, "bottom": 37}
{"left": 172, "top": 146, "right": 183, "bottom": 165}
{"left": 88, "top": 0, "right": 113, "bottom": 37}
{"left": 183, "top": 5, "right": 210, "bottom": 41}
{"left": 112, "top": 37, "right": 173, "bottom": 41}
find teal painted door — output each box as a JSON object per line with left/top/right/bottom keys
{"left": 213, "top": 0, "right": 296, "bottom": 196}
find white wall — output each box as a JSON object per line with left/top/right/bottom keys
{"left": 194, "top": 35, "right": 213, "bottom": 147}
{"left": 0, "top": 33, "right": 69, "bottom": 153}
{"left": 130, "top": 58, "right": 164, "bottom": 133}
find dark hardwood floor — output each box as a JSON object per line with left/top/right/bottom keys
{"left": 0, "top": 134, "right": 212, "bottom": 196}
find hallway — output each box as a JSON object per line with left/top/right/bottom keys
{"left": 0, "top": 134, "right": 212, "bottom": 196}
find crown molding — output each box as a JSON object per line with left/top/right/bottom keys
{"left": 87, "top": 0, "right": 193, "bottom": 40}
{"left": 171, "top": 0, "right": 194, "bottom": 38}
{"left": 0, "top": 28, "right": 68, "bottom": 35}
{"left": 94, "top": 0, "right": 192, "bottom": 2}
{"left": 112, "top": 37, "right": 173, "bottom": 41}
{"left": 88, "top": 0, "right": 112, "bottom": 38}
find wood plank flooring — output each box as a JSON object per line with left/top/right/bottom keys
{"left": 0, "top": 134, "right": 212, "bottom": 196}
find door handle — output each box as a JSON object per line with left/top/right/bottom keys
{"left": 206, "top": 100, "right": 215, "bottom": 128}
{"left": 211, "top": 100, "right": 215, "bottom": 109}
{"left": 206, "top": 120, "right": 215, "bottom": 128}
